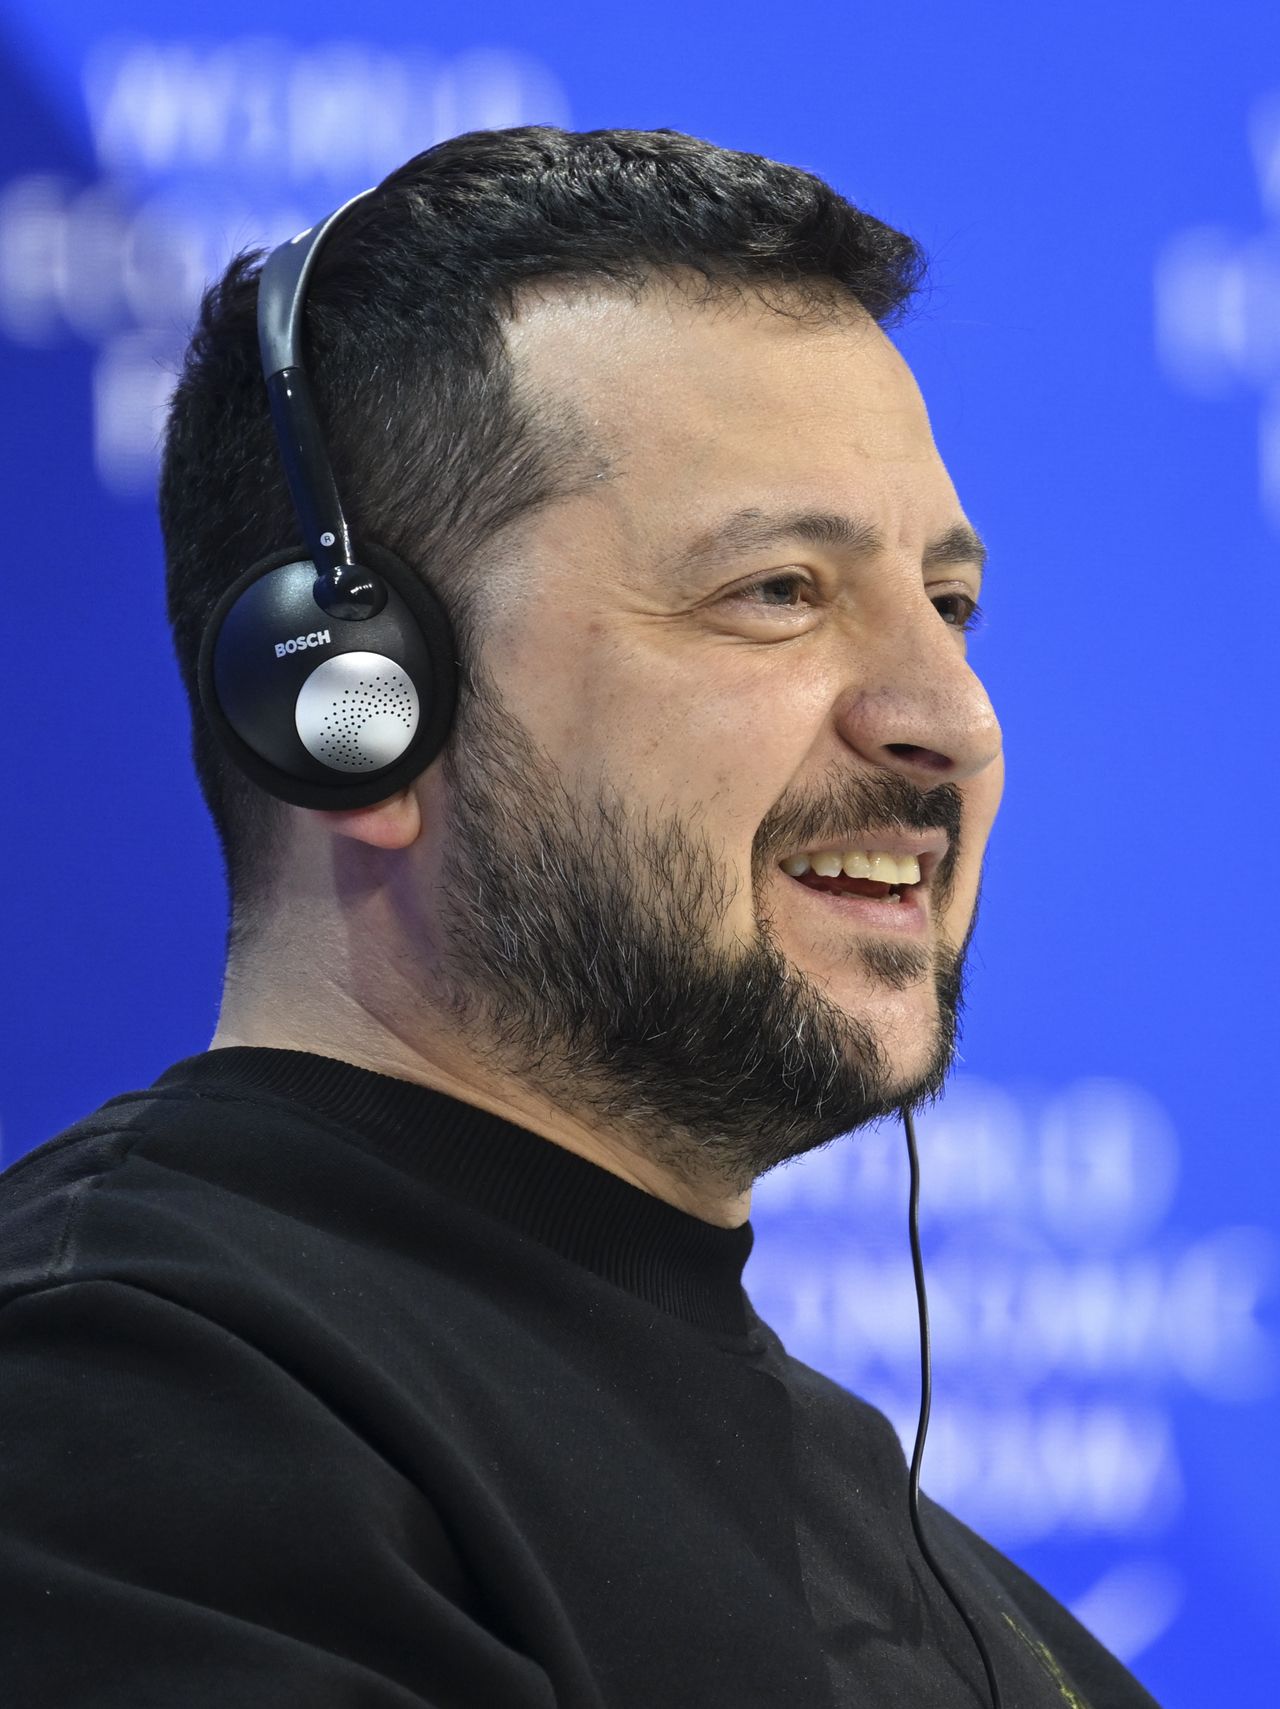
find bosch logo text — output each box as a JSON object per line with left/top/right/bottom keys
{"left": 274, "top": 630, "right": 331, "bottom": 658}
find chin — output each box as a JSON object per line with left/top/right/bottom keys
{"left": 833, "top": 962, "right": 934, "bottom": 1025}
{"left": 847, "top": 978, "right": 953, "bottom": 1096}
{"left": 874, "top": 1006, "right": 941, "bottom": 1071}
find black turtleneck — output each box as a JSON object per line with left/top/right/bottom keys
{"left": 0, "top": 1049, "right": 1160, "bottom": 1708}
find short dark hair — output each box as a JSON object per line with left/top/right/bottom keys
{"left": 159, "top": 125, "right": 926, "bottom": 926}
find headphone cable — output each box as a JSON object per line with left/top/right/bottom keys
{"left": 900, "top": 1102, "right": 1004, "bottom": 1709}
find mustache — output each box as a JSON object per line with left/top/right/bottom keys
{"left": 753, "top": 768, "right": 964, "bottom": 890}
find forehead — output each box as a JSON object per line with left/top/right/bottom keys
{"left": 504, "top": 276, "right": 963, "bottom": 557}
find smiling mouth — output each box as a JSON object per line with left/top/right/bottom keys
{"left": 779, "top": 848, "right": 931, "bottom": 901}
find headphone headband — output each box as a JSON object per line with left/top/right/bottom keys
{"left": 256, "top": 189, "right": 376, "bottom": 587}
{"left": 257, "top": 188, "right": 376, "bottom": 378}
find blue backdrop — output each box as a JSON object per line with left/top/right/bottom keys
{"left": 3, "top": 4, "right": 1277, "bottom": 1703}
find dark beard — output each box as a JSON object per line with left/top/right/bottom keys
{"left": 438, "top": 675, "right": 974, "bottom": 1195}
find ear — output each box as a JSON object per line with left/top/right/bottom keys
{"left": 305, "top": 786, "right": 422, "bottom": 850}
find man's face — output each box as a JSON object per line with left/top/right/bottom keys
{"left": 422, "top": 280, "right": 1003, "bottom": 1191}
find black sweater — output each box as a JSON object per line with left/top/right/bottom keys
{"left": 0, "top": 1049, "right": 1160, "bottom": 1708}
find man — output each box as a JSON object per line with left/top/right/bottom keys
{"left": 0, "top": 127, "right": 1159, "bottom": 1706}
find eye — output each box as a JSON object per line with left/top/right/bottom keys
{"left": 932, "top": 591, "right": 984, "bottom": 634}
{"left": 725, "top": 572, "right": 816, "bottom": 610}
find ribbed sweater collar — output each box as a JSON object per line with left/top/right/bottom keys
{"left": 154, "top": 1048, "right": 754, "bottom": 1338}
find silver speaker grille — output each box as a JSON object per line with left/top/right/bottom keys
{"left": 294, "top": 652, "right": 420, "bottom": 773}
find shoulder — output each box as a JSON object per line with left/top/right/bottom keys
{"left": 922, "top": 1499, "right": 1163, "bottom": 1708}
{"left": 0, "top": 1086, "right": 169, "bottom": 1300}
{"left": 0, "top": 1066, "right": 381, "bottom": 1311}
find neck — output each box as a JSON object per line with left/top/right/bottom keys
{"left": 213, "top": 933, "right": 753, "bottom": 1230}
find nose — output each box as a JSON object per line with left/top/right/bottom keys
{"left": 833, "top": 593, "right": 1002, "bottom": 786}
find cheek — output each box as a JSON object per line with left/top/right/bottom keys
{"left": 512, "top": 627, "right": 829, "bottom": 820}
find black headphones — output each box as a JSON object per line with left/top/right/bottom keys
{"left": 196, "top": 190, "right": 458, "bottom": 811}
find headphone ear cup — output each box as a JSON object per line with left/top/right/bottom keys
{"left": 197, "top": 542, "right": 457, "bottom": 810}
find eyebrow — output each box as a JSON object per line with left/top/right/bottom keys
{"left": 667, "top": 507, "right": 988, "bottom": 579}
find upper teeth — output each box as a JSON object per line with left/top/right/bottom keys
{"left": 781, "top": 850, "right": 922, "bottom": 884}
